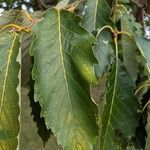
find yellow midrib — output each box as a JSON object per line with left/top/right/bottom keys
{"left": 94, "top": 0, "right": 99, "bottom": 30}
{"left": 57, "top": 9, "right": 80, "bottom": 148}
{"left": 0, "top": 33, "right": 17, "bottom": 114}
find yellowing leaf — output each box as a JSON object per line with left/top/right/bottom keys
{"left": 0, "top": 32, "right": 20, "bottom": 150}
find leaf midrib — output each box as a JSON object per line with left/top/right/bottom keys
{"left": 136, "top": 41, "right": 150, "bottom": 75}
{"left": 102, "top": 39, "right": 119, "bottom": 149}
{"left": 57, "top": 9, "right": 78, "bottom": 143}
{"left": 94, "top": 0, "right": 99, "bottom": 30}
{"left": 0, "top": 33, "right": 17, "bottom": 114}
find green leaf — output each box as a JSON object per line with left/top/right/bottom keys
{"left": 135, "top": 36, "right": 150, "bottom": 75}
{"left": 0, "top": 10, "right": 42, "bottom": 30}
{"left": 121, "top": 19, "right": 139, "bottom": 81}
{"left": 82, "top": 0, "right": 112, "bottom": 32}
{"left": 30, "top": 8, "right": 98, "bottom": 149}
{"left": 118, "top": 7, "right": 150, "bottom": 77}
{"left": 146, "top": 106, "right": 150, "bottom": 150}
{"left": 100, "top": 60, "right": 140, "bottom": 149}
{"left": 0, "top": 31, "right": 20, "bottom": 149}
{"left": 101, "top": 62, "right": 140, "bottom": 149}
{"left": 92, "top": 75, "right": 107, "bottom": 150}
{"left": 94, "top": 28, "right": 114, "bottom": 78}
{"left": 122, "top": 37, "right": 139, "bottom": 81}
{"left": 117, "top": 8, "right": 142, "bottom": 36}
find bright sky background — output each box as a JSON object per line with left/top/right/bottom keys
{"left": 0, "top": 1, "right": 34, "bottom": 15}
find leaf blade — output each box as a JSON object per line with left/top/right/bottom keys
{"left": 0, "top": 31, "right": 20, "bottom": 150}
{"left": 100, "top": 36, "right": 140, "bottom": 149}
{"left": 101, "top": 62, "right": 140, "bottom": 149}
{"left": 94, "top": 28, "right": 114, "bottom": 78}
{"left": 121, "top": 18, "right": 139, "bottom": 81}
{"left": 30, "top": 8, "right": 98, "bottom": 149}
{"left": 82, "top": 0, "right": 112, "bottom": 32}
{"left": 135, "top": 36, "right": 150, "bottom": 75}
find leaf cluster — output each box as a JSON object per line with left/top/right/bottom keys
{"left": 0, "top": 0, "right": 150, "bottom": 150}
